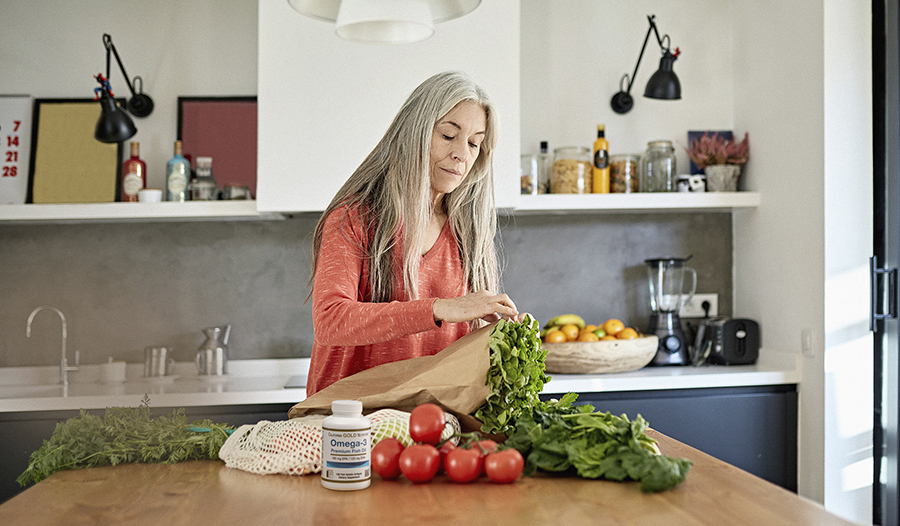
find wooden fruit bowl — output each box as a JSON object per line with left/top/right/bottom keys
{"left": 543, "top": 335, "right": 659, "bottom": 374}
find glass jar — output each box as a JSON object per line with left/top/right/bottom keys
{"left": 610, "top": 154, "right": 640, "bottom": 193}
{"left": 640, "top": 141, "right": 677, "bottom": 192}
{"left": 520, "top": 154, "right": 538, "bottom": 195}
{"left": 551, "top": 146, "right": 592, "bottom": 194}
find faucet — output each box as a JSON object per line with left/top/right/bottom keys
{"left": 26, "top": 306, "right": 78, "bottom": 387}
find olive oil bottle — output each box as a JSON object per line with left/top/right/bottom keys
{"left": 592, "top": 125, "right": 610, "bottom": 193}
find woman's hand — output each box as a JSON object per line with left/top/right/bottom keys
{"left": 433, "top": 290, "right": 521, "bottom": 324}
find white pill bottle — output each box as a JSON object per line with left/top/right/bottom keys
{"left": 321, "top": 400, "right": 371, "bottom": 491}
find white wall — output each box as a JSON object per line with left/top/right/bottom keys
{"left": 734, "top": 0, "right": 873, "bottom": 522}
{"left": 0, "top": 1, "right": 258, "bottom": 190}
{"left": 520, "top": 0, "right": 734, "bottom": 173}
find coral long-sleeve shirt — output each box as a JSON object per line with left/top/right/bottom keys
{"left": 307, "top": 205, "right": 470, "bottom": 395}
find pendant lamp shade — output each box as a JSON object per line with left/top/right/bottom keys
{"left": 336, "top": 0, "right": 433, "bottom": 44}
{"left": 288, "top": 0, "right": 481, "bottom": 43}
{"left": 643, "top": 50, "right": 681, "bottom": 100}
{"left": 95, "top": 89, "right": 137, "bottom": 143}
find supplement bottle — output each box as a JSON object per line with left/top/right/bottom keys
{"left": 321, "top": 400, "right": 371, "bottom": 491}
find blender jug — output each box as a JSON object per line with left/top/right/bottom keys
{"left": 644, "top": 258, "right": 697, "bottom": 365}
{"left": 647, "top": 258, "right": 697, "bottom": 313}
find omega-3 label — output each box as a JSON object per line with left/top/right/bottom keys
{"left": 321, "top": 427, "right": 370, "bottom": 483}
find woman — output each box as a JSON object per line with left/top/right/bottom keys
{"left": 306, "top": 71, "right": 520, "bottom": 395}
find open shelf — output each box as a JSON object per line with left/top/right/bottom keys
{"left": 0, "top": 201, "right": 285, "bottom": 224}
{"left": 506, "top": 192, "right": 760, "bottom": 215}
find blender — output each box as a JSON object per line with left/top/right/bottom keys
{"left": 645, "top": 257, "right": 697, "bottom": 366}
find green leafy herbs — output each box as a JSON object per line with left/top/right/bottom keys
{"left": 504, "top": 393, "right": 692, "bottom": 492}
{"left": 474, "top": 315, "right": 550, "bottom": 436}
{"left": 17, "top": 396, "right": 234, "bottom": 486}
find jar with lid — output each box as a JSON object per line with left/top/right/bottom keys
{"left": 190, "top": 156, "right": 218, "bottom": 200}
{"left": 640, "top": 141, "right": 677, "bottom": 192}
{"left": 551, "top": 146, "right": 592, "bottom": 194}
{"left": 610, "top": 154, "right": 640, "bottom": 193}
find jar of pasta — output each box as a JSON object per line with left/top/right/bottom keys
{"left": 610, "top": 154, "right": 640, "bottom": 193}
{"left": 551, "top": 147, "right": 592, "bottom": 194}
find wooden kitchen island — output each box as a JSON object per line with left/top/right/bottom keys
{"left": 0, "top": 430, "right": 855, "bottom": 526}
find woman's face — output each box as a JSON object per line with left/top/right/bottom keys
{"left": 429, "top": 100, "right": 486, "bottom": 200}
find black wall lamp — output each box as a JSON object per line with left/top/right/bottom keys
{"left": 94, "top": 33, "right": 154, "bottom": 143}
{"left": 610, "top": 15, "right": 681, "bottom": 114}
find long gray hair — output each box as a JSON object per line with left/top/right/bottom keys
{"left": 310, "top": 71, "right": 500, "bottom": 303}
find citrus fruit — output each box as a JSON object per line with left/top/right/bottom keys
{"left": 616, "top": 327, "right": 639, "bottom": 340}
{"left": 599, "top": 335, "right": 617, "bottom": 341}
{"left": 577, "top": 331, "right": 600, "bottom": 342}
{"left": 579, "top": 324, "right": 598, "bottom": 337}
{"left": 592, "top": 328, "right": 607, "bottom": 338}
{"left": 601, "top": 319, "right": 625, "bottom": 336}
{"left": 544, "top": 330, "right": 567, "bottom": 343}
{"left": 559, "top": 324, "right": 580, "bottom": 341}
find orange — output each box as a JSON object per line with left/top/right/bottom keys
{"left": 616, "top": 327, "right": 639, "bottom": 340}
{"left": 579, "top": 324, "right": 599, "bottom": 337}
{"left": 577, "top": 331, "right": 600, "bottom": 342}
{"left": 599, "top": 335, "right": 617, "bottom": 341}
{"left": 559, "top": 324, "right": 580, "bottom": 341}
{"left": 601, "top": 319, "right": 625, "bottom": 336}
{"left": 544, "top": 330, "right": 567, "bottom": 343}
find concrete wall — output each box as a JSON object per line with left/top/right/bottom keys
{"left": 1, "top": 213, "right": 732, "bottom": 367}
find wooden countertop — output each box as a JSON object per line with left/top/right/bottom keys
{"left": 0, "top": 430, "right": 854, "bottom": 526}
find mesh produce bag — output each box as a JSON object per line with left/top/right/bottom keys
{"left": 218, "top": 409, "right": 460, "bottom": 476}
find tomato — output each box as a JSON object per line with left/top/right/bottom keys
{"left": 484, "top": 449, "right": 524, "bottom": 484}
{"left": 371, "top": 438, "right": 405, "bottom": 480}
{"left": 444, "top": 447, "right": 483, "bottom": 483}
{"left": 398, "top": 444, "right": 440, "bottom": 483}
{"left": 409, "top": 403, "right": 446, "bottom": 445}
{"left": 476, "top": 439, "right": 499, "bottom": 456}
{"left": 438, "top": 440, "right": 457, "bottom": 473}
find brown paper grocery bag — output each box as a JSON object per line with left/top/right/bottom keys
{"left": 288, "top": 323, "right": 494, "bottom": 429}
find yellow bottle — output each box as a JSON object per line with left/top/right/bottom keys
{"left": 592, "top": 125, "right": 610, "bottom": 193}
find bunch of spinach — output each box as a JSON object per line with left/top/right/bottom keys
{"left": 17, "top": 396, "right": 234, "bottom": 486}
{"left": 505, "top": 393, "right": 692, "bottom": 492}
{"left": 473, "top": 315, "right": 550, "bottom": 436}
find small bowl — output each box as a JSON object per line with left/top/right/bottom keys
{"left": 543, "top": 335, "right": 658, "bottom": 374}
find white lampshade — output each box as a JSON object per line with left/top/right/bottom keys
{"left": 288, "top": 0, "right": 481, "bottom": 44}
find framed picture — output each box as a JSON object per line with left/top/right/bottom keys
{"left": 177, "top": 97, "right": 257, "bottom": 198}
{"left": 27, "top": 98, "right": 123, "bottom": 204}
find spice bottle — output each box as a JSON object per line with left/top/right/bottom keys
{"left": 551, "top": 146, "right": 592, "bottom": 194}
{"left": 591, "top": 125, "right": 610, "bottom": 193}
{"left": 640, "top": 140, "right": 677, "bottom": 192}
{"left": 537, "top": 141, "right": 552, "bottom": 194}
{"left": 321, "top": 400, "right": 371, "bottom": 491}
{"left": 121, "top": 141, "right": 146, "bottom": 202}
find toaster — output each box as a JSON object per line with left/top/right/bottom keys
{"left": 694, "top": 318, "right": 760, "bottom": 365}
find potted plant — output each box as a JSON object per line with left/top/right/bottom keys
{"left": 685, "top": 132, "right": 750, "bottom": 192}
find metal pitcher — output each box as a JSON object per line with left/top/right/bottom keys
{"left": 196, "top": 324, "right": 230, "bottom": 376}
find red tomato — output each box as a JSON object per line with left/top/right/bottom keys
{"left": 371, "top": 438, "right": 405, "bottom": 480}
{"left": 484, "top": 449, "right": 524, "bottom": 484}
{"left": 476, "top": 439, "right": 499, "bottom": 456}
{"left": 438, "top": 440, "right": 457, "bottom": 473}
{"left": 444, "top": 447, "right": 483, "bottom": 483}
{"left": 398, "top": 444, "right": 440, "bottom": 483}
{"left": 409, "top": 403, "right": 446, "bottom": 445}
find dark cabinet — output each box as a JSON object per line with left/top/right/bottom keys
{"left": 0, "top": 403, "right": 295, "bottom": 504}
{"left": 541, "top": 384, "right": 799, "bottom": 491}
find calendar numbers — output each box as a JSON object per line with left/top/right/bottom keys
{"left": 3, "top": 120, "right": 22, "bottom": 177}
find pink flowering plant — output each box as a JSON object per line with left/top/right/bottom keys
{"left": 685, "top": 132, "right": 749, "bottom": 169}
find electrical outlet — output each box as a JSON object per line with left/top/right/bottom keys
{"left": 679, "top": 293, "right": 718, "bottom": 318}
